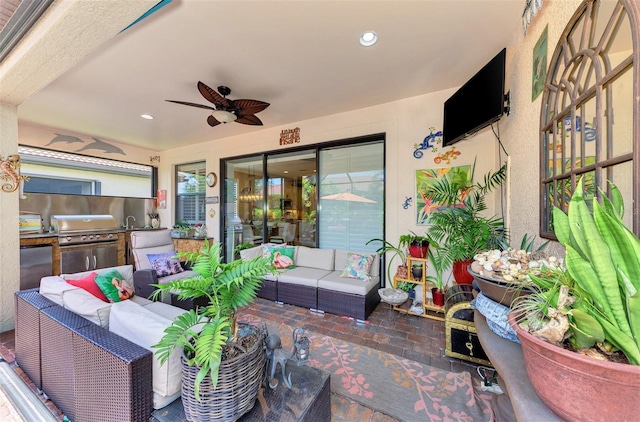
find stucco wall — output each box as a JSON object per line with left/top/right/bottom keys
{"left": 0, "top": 103, "right": 20, "bottom": 331}
{"left": 500, "top": 0, "right": 583, "bottom": 257}
{"left": 157, "top": 88, "right": 500, "bottom": 285}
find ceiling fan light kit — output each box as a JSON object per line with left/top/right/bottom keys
{"left": 211, "top": 109, "right": 237, "bottom": 124}
{"left": 166, "top": 82, "right": 269, "bottom": 128}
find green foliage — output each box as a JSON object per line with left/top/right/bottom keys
{"left": 151, "top": 241, "right": 276, "bottom": 398}
{"left": 498, "top": 233, "right": 549, "bottom": 253}
{"left": 366, "top": 238, "right": 407, "bottom": 283}
{"left": 396, "top": 281, "right": 415, "bottom": 292}
{"left": 519, "top": 177, "right": 640, "bottom": 365}
{"left": 426, "top": 160, "right": 507, "bottom": 263}
{"left": 425, "top": 239, "right": 452, "bottom": 291}
{"left": 399, "top": 231, "right": 429, "bottom": 249}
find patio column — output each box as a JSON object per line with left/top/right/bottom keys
{"left": 0, "top": 102, "right": 19, "bottom": 332}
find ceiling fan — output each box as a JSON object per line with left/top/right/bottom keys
{"left": 166, "top": 81, "right": 270, "bottom": 127}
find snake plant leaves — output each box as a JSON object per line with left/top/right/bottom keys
{"left": 570, "top": 308, "right": 604, "bottom": 349}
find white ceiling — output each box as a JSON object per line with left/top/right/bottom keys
{"left": 15, "top": 0, "right": 523, "bottom": 152}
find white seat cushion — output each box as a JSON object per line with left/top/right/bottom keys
{"left": 109, "top": 300, "right": 183, "bottom": 409}
{"left": 278, "top": 267, "right": 331, "bottom": 288}
{"left": 318, "top": 271, "right": 380, "bottom": 295}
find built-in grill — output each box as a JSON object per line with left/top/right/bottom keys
{"left": 51, "top": 215, "right": 120, "bottom": 274}
{"left": 52, "top": 214, "right": 119, "bottom": 245}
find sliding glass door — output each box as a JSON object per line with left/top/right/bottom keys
{"left": 222, "top": 135, "right": 384, "bottom": 261}
{"left": 223, "top": 156, "right": 264, "bottom": 261}
{"left": 318, "top": 141, "right": 384, "bottom": 251}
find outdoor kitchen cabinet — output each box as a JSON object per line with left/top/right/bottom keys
{"left": 59, "top": 242, "right": 118, "bottom": 274}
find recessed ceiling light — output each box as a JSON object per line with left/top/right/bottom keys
{"left": 284, "top": 170, "right": 289, "bottom": 174}
{"left": 359, "top": 31, "right": 378, "bottom": 47}
{"left": 140, "top": 114, "right": 154, "bottom": 120}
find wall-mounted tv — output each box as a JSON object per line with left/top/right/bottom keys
{"left": 442, "top": 48, "right": 507, "bottom": 146}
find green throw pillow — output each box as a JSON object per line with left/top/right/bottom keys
{"left": 269, "top": 246, "right": 295, "bottom": 269}
{"left": 94, "top": 269, "right": 134, "bottom": 303}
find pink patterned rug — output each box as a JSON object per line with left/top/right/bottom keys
{"left": 238, "top": 314, "right": 494, "bottom": 422}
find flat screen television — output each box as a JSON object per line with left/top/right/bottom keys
{"left": 442, "top": 48, "right": 506, "bottom": 146}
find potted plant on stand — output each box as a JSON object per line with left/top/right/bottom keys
{"left": 509, "top": 178, "right": 640, "bottom": 421}
{"left": 366, "top": 238, "right": 408, "bottom": 281}
{"left": 425, "top": 160, "right": 507, "bottom": 284}
{"left": 400, "top": 231, "right": 430, "bottom": 258}
{"left": 151, "top": 242, "right": 276, "bottom": 421}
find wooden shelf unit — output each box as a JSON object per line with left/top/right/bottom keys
{"left": 392, "top": 257, "right": 445, "bottom": 321}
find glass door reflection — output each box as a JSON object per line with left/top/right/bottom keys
{"left": 266, "top": 151, "right": 316, "bottom": 246}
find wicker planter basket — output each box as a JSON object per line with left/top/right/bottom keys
{"left": 181, "top": 324, "right": 266, "bottom": 422}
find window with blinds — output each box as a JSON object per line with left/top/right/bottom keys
{"left": 176, "top": 161, "right": 206, "bottom": 225}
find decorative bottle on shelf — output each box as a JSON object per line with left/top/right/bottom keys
{"left": 149, "top": 213, "right": 160, "bottom": 228}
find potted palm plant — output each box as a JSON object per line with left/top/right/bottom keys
{"left": 151, "top": 241, "right": 276, "bottom": 421}
{"left": 425, "top": 239, "right": 452, "bottom": 306}
{"left": 508, "top": 178, "right": 640, "bottom": 421}
{"left": 425, "top": 160, "right": 507, "bottom": 284}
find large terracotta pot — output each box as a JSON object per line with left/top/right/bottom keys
{"left": 508, "top": 312, "right": 640, "bottom": 422}
{"left": 452, "top": 259, "right": 474, "bottom": 284}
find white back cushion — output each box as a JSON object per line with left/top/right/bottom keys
{"left": 296, "top": 246, "right": 334, "bottom": 270}
{"left": 109, "top": 300, "right": 182, "bottom": 409}
{"left": 61, "top": 288, "right": 111, "bottom": 327}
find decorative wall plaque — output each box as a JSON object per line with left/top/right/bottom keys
{"left": 279, "top": 127, "right": 300, "bottom": 145}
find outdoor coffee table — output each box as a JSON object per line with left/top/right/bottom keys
{"left": 151, "top": 363, "right": 331, "bottom": 422}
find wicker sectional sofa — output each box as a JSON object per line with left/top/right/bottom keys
{"left": 14, "top": 265, "right": 187, "bottom": 422}
{"left": 241, "top": 245, "right": 381, "bottom": 321}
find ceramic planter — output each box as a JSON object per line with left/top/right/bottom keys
{"left": 508, "top": 312, "right": 640, "bottom": 422}
{"left": 411, "top": 265, "right": 423, "bottom": 280}
{"left": 408, "top": 241, "right": 429, "bottom": 258}
{"left": 431, "top": 288, "right": 445, "bottom": 306}
{"left": 452, "top": 259, "right": 474, "bottom": 284}
{"left": 468, "top": 266, "right": 531, "bottom": 306}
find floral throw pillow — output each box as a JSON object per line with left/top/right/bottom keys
{"left": 268, "top": 246, "right": 295, "bottom": 269}
{"left": 340, "top": 252, "right": 374, "bottom": 281}
{"left": 94, "top": 269, "right": 134, "bottom": 302}
{"left": 147, "top": 251, "right": 184, "bottom": 278}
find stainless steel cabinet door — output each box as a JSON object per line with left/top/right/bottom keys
{"left": 60, "top": 248, "right": 91, "bottom": 274}
{"left": 92, "top": 243, "right": 118, "bottom": 270}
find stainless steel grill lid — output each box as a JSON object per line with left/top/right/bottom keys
{"left": 51, "top": 214, "right": 118, "bottom": 232}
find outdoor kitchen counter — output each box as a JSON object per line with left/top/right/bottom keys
{"left": 20, "top": 233, "right": 127, "bottom": 275}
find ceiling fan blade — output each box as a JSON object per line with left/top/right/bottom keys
{"left": 207, "top": 115, "right": 221, "bottom": 127}
{"left": 198, "top": 81, "right": 229, "bottom": 108}
{"left": 166, "top": 100, "right": 215, "bottom": 111}
{"left": 235, "top": 114, "right": 263, "bottom": 126}
{"left": 232, "top": 99, "right": 270, "bottom": 115}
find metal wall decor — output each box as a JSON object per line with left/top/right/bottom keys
{"left": 1, "top": 154, "right": 29, "bottom": 193}
{"left": 279, "top": 127, "right": 301, "bottom": 146}
{"left": 434, "top": 146, "right": 461, "bottom": 165}
{"left": 413, "top": 127, "right": 443, "bottom": 158}
{"left": 402, "top": 197, "right": 412, "bottom": 209}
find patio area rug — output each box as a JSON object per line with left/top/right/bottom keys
{"left": 237, "top": 314, "right": 494, "bottom": 422}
